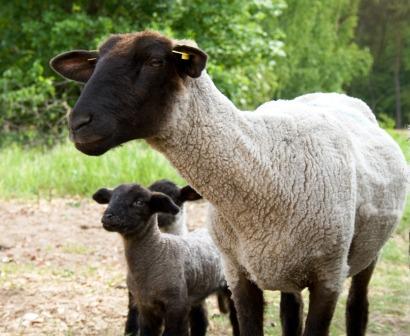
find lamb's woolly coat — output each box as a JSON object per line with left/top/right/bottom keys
{"left": 158, "top": 206, "right": 188, "bottom": 236}
{"left": 149, "top": 72, "right": 408, "bottom": 293}
{"left": 125, "top": 221, "right": 226, "bottom": 308}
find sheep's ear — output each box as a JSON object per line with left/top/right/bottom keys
{"left": 172, "top": 45, "right": 207, "bottom": 78}
{"left": 92, "top": 188, "right": 112, "bottom": 204}
{"left": 179, "top": 185, "right": 202, "bottom": 202}
{"left": 149, "top": 193, "right": 180, "bottom": 215}
{"left": 50, "top": 50, "right": 98, "bottom": 83}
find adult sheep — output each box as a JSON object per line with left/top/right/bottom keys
{"left": 50, "top": 31, "right": 408, "bottom": 336}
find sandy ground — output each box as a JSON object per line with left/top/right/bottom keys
{"left": 0, "top": 198, "right": 230, "bottom": 336}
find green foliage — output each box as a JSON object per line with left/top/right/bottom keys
{"left": 168, "top": 1, "right": 286, "bottom": 108}
{"left": 0, "top": 0, "right": 371, "bottom": 144}
{"left": 274, "top": 0, "right": 372, "bottom": 98}
{"left": 377, "top": 113, "right": 396, "bottom": 129}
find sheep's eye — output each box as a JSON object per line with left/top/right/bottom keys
{"left": 148, "top": 58, "right": 164, "bottom": 68}
{"left": 132, "top": 200, "right": 144, "bottom": 207}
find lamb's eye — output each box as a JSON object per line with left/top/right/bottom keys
{"left": 148, "top": 58, "right": 164, "bottom": 68}
{"left": 132, "top": 200, "right": 144, "bottom": 207}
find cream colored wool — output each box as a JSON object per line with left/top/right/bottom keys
{"left": 148, "top": 71, "right": 408, "bottom": 294}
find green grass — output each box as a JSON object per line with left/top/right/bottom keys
{"left": 386, "top": 129, "right": 410, "bottom": 234}
{"left": 386, "top": 129, "right": 410, "bottom": 161}
{"left": 0, "top": 140, "right": 184, "bottom": 199}
{"left": 0, "top": 129, "right": 407, "bottom": 199}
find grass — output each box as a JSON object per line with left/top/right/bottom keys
{"left": 0, "top": 129, "right": 407, "bottom": 199}
{"left": 0, "top": 140, "right": 184, "bottom": 199}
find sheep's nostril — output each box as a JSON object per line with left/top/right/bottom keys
{"left": 71, "top": 114, "right": 92, "bottom": 132}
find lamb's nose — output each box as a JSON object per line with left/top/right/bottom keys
{"left": 103, "top": 213, "right": 114, "bottom": 221}
{"left": 71, "top": 114, "right": 92, "bottom": 132}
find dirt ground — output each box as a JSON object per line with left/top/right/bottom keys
{"left": 1, "top": 198, "right": 408, "bottom": 336}
{"left": 0, "top": 198, "right": 231, "bottom": 336}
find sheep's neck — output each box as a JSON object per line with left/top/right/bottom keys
{"left": 149, "top": 73, "right": 281, "bottom": 217}
{"left": 122, "top": 216, "right": 165, "bottom": 275}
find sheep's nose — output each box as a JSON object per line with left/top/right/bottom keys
{"left": 71, "top": 114, "right": 92, "bottom": 132}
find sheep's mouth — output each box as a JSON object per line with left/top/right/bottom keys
{"left": 74, "top": 135, "right": 114, "bottom": 156}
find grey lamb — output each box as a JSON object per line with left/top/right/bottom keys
{"left": 93, "top": 183, "right": 239, "bottom": 336}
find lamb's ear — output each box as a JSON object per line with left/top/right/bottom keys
{"left": 149, "top": 192, "right": 180, "bottom": 215}
{"left": 179, "top": 185, "right": 202, "bottom": 202}
{"left": 172, "top": 45, "right": 207, "bottom": 78}
{"left": 92, "top": 188, "right": 112, "bottom": 204}
{"left": 49, "top": 50, "right": 98, "bottom": 83}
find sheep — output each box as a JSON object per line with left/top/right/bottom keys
{"left": 92, "top": 183, "right": 239, "bottom": 336}
{"left": 51, "top": 30, "right": 408, "bottom": 336}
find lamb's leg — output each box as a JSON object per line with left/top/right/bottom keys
{"left": 303, "top": 283, "right": 340, "bottom": 336}
{"left": 138, "top": 310, "right": 162, "bottom": 336}
{"left": 280, "top": 291, "right": 303, "bottom": 336}
{"left": 227, "top": 292, "right": 240, "bottom": 336}
{"left": 189, "top": 302, "right": 208, "bottom": 336}
{"left": 163, "top": 306, "right": 189, "bottom": 336}
{"left": 231, "top": 273, "right": 264, "bottom": 336}
{"left": 124, "top": 291, "right": 139, "bottom": 336}
{"left": 346, "top": 259, "right": 377, "bottom": 336}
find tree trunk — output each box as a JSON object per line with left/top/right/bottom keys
{"left": 393, "top": 29, "right": 402, "bottom": 129}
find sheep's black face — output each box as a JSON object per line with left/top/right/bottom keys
{"left": 50, "top": 31, "right": 207, "bottom": 156}
{"left": 148, "top": 179, "right": 202, "bottom": 229}
{"left": 92, "top": 184, "right": 180, "bottom": 235}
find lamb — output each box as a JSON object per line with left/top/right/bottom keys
{"left": 148, "top": 179, "right": 201, "bottom": 236}
{"left": 133, "top": 179, "right": 238, "bottom": 336}
{"left": 51, "top": 30, "right": 408, "bottom": 336}
{"left": 93, "top": 183, "right": 239, "bottom": 336}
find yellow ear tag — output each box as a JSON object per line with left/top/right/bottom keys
{"left": 87, "top": 58, "right": 97, "bottom": 61}
{"left": 172, "top": 50, "right": 190, "bottom": 60}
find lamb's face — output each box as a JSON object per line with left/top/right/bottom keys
{"left": 148, "top": 179, "right": 202, "bottom": 230}
{"left": 50, "top": 31, "right": 207, "bottom": 156}
{"left": 92, "top": 183, "right": 179, "bottom": 235}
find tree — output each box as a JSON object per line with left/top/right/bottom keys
{"left": 0, "top": 0, "right": 373, "bottom": 144}
{"left": 273, "top": 0, "right": 371, "bottom": 99}
{"left": 349, "top": 0, "right": 410, "bottom": 128}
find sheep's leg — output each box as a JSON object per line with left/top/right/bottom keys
{"left": 303, "top": 284, "right": 340, "bottom": 336}
{"left": 231, "top": 273, "right": 264, "bottom": 336}
{"left": 124, "top": 291, "right": 139, "bottom": 336}
{"left": 138, "top": 311, "right": 162, "bottom": 336}
{"left": 189, "top": 302, "right": 208, "bottom": 336}
{"left": 162, "top": 306, "right": 189, "bottom": 336}
{"left": 346, "top": 259, "right": 377, "bottom": 336}
{"left": 280, "top": 292, "right": 303, "bottom": 336}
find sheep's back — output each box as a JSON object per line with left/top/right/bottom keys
{"left": 253, "top": 93, "right": 407, "bottom": 276}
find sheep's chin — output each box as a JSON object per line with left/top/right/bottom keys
{"left": 74, "top": 136, "right": 115, "bottom": 156}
